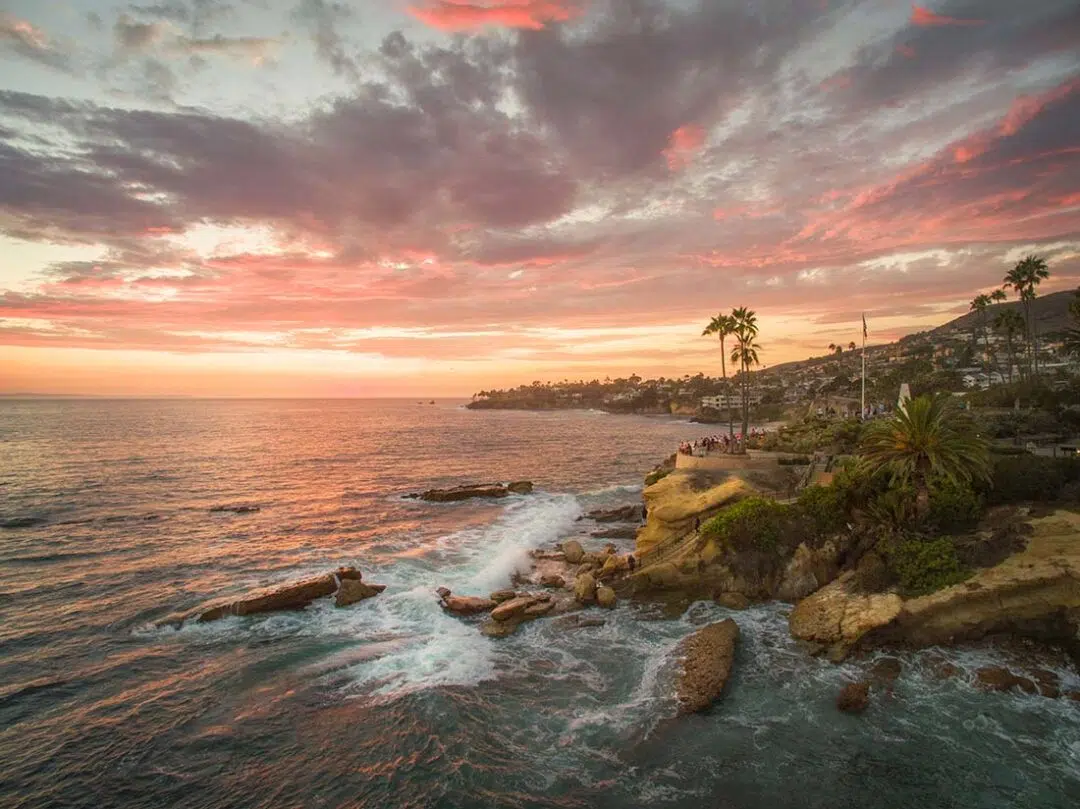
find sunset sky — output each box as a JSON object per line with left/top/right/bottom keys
{"left": 1, "top": 0, "right": 1079, "bottom": 397}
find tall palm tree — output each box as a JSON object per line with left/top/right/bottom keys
{"left": 729, "top": 307, "right": 759, "bottom": 450}
{"left": 702, "top": 313, "right": 738, "bottom": 436}
{"left": 848, "top": 341, "right": 856, "bottom": 352}
{"left": 1003, "top": 255, "right": 1050, "bottom": 378}
{"left": 859, "top": 393, "right": 991, "bottom": 520}
{"left": 993, "top": 308, "right": 1025, "bottom": 383}
{"left": 969, "top": 293, "right": 993, "bottom": 374}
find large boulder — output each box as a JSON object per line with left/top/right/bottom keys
{"left": 490, "top": 589, "right": 517, "bottom": 603}
{"left": 491, "top": 595, "right": 541, "bottom": 622}
{"left": 539, "top": 574, "right": 565, "bottom": 589}
{"left": 716, "top": 592, "right": 750, "bottom": 610}
{"left": 563, "top": 540, "right": 585, "bottom": 564}
{"left": 675, "top": 618, "right": 740, "bottom": 714}
{"left": 335, "top": 579, "right": 386, "bottom": 607}
{"left": 598, "top": 554, "right": 630, "bottom": 580}
{"left": 776, "top": 541, "right": 841, "bottom": 602}
{"left": 196, "top": 574, "right": 339, "bottom": 622}
{"left": 788, "top": 572, "right": 904, "bottom": 658}
{"left": 597, "top": 586, "right": 617, "bottom": 609}
{"left": 574, "top": 572, "right": 597, "bottom": 604}
{"left": 439, "top": 590, "right": 497, "bottom": 615}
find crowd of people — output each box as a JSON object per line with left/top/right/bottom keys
{"left": 678, "top": 428, "right": 769, "bottom": 456}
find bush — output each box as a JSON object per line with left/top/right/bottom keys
{"left": 984, "top": 455, "right": 1080, "bottom": 504}
{"left": 927, "top": 479, "right": 982, "bottom": 531}
{"left": 885, "top": 537, "right": 968, "bottom": 596}
{"left": 701, "top": 497, "right": 793, "bottom": 554}
{"left": 644, "top": 468, "right": 671, "bottom": 487}
{"left": 796, "top": 484, "right": 848, "bottom": 538}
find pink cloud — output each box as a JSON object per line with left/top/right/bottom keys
{"left": 910, "top": 5, "right": 985, "bottom": 27}
{"left": 662, "top": 124, "right": 705, "bottom": 171}
{"left": 407, "top": 1, "right": 581, "bottom": 31}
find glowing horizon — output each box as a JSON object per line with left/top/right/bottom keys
{"left": 2, "top": 1, "right": 1079, "bottom": 397}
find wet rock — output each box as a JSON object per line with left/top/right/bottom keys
{"left": 553, "top": 614, "right": 607, "bottom": 630}
{"left": 716, "top": 592, "right": 750, "bottom": 610}
{"left": 1026, "top": 668, "right": 1061, "bottom": 698}
{"left": 440, "top": 592, "right": 497, "bottom": 615}
{"left": 587, "top": 505, "right": 643, "bottom": 523}
{"left": 974, "top": 666, "right": 1039, "bottom": 695}
{"left": 776, "top": 542, "right": 840, "bottom": 602}
{"left": 491, "top": 595, "right": 540, "bottom": 622}
{"left": 788, "top": 572, "right": 903, "bottom": 658}
{"left": 581, "top": 551, "right": 605, "bottom": 566}
{"left": 836, "top": 681, "right": 870, "bottom": 713}
{"left": 336, "top": 567, "right": 364, "bottom": 582}
{"left": 603, "top": 543, "right": 618, "bottom": 555}
{"left": 411, "top": 482, "right": 532, "bottom": 502}
{"left": 676, "top": 618, "right": 740, "bottom": 714}
{"left": 574, "top": 572, "right": 597, "bottom": 605}
{"left": 598, "top": 554, "right": 629, "bottom": 580}
{"left": 525, "top": 600, "right": 556, "bottom": 617}
{"left": 1067, "top": 690, "right": 1080, "bottom": 702}
{"left": 539, "top": 574, "right": 565, "bottom": 589}
{"left": 597, "top": 586, "right": 617, "bottom": 609}
{"left": 481, "top": 618, "right": 522, "bottom": 638}
{"left": 868, "top": 657, "right": 902, "bottom": 695}
{"left": 490, "top": 589, "right": 517, "bottom": 603}
{"left": 335, "top": 579, "right": 386, "bottom": 607}
{"left": 195, "top": 574, "right": 338, "bottom": 623}
{"left": 563, "top": 540, "right": 585, "bottom": 564}
{"left": 591, "top": 527, "right": 637, "bottom": 540}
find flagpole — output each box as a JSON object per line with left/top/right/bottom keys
{"left": 861, "top": 314, "right": 867, "bottom": 419}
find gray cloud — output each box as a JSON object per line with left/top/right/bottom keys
{"left": 290, "top": 0, "right": 359, "bottom": 81}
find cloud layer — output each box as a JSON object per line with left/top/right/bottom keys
{"left": 1, "top": 0, "right": 1079, "bottom": 393}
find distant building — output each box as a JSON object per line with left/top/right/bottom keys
{"left": 701, "top": 392, "right": 761, "bottom": 410}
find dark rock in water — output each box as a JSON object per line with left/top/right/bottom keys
{"left": 975, "top": 666, "right": 1039, "bottom": 695}
{"left": 1026, "top": 667, "right": 1061, "bottom": 698}
{"left": 591, "top": 527, "right": 638, "bottom": 539}
{"left": 868, "top": 657, "right": 902, "bottom": 696}
{"left": 1, "top": 516, "right": 47, "bottom": 529}
{"left": 410, "top": 482, "right": 533, "bottom": 502}
{"left": 209, "top": 504, "right": 260, "bottom": 514}
{"left": 587, "top": 505, "right": 643, "bottom": 523}
{"left": 440, "top": 593, "right": 495, "bottom": 615}
{"left": 335, "top": 579, "right": 386, "bottom": 607}
{"left": 553, "top": 614, "right": 606, "bottom": 630}
{"left": 836, "top": 681, "right": 870, "bottom": 713}
{"left": 336, "top": 567, "right": 364, "bottom": 582}
{"left": 676, "top": 618, "right": 740, "bottom": 714}
{"left": 539, "top": 574, "right": 565, "bottom": 589}
{"left": 596, "top": 586, "right": 617, "bottom": 609}
{"left": 574, "top": 572, "right": 597, "bottom": 605}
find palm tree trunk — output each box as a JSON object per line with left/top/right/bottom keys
{"left": 740, "top": 355, "right": 750, "bottom": 450}
{"left": 721, "top": 337, "right": 733, "bottom": 437}
{"left": 915, "top": 484, "right": 930, "bottom": 523}
{"left": 1023, "top": 300, "right": 1034, "bottom": 379}
{"left": 1005, "top": 335, "right": 1014, "bottom": 384}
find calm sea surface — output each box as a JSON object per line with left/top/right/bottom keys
{"left": 1, "top": 399, "right": 1078, "bottom": 809}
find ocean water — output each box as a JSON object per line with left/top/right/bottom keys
{"left": 1, "top": 398, "right": 1078, "bottom": 809}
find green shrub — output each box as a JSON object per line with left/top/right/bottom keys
{"left": 796, "top": 484, "right": 848, "bottom": 538}
{"left": 701, "top": 497, "right": 793, "bottom": 554}
{"left": 984, "top": 455, "right": 1080, "bottom": 504}
{"left": 886, "top": 537, "right": 968, "bottom": 596}
{"left": 644, "top": 468, "right": 671, "bottom": 487}
{"left": 927, "top": 479, "right": 982, "bottom": 531}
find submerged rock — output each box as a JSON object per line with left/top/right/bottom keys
{"left": 716, "top": 592, "right": 751, "bottom": 610}
{"left": 587, "top": 505, "right": 643, "bottom": 523}
{"left": 591, "top": 527, "right": 638, "bottom": 540}
{"left": 209, "top": 504, "right": 260, "bottom": 514}
{"left": 335, "top": 579, "right": 386, "bottom": 607}
{"left": 553, "top": 614, "right": 607, "bottom": 631}
{"left": 676, "top": 618, "right": 740, "bottom": 714}
{"left": 836, "top": 681, "right": 870, "bottom": 713}
{"left": 974, "top": 667, "right": 1039, "bottom": 695}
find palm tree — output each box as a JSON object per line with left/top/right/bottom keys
{"left": 859, "top": 393, "right": 991, "bottom": 520}
{"left": 703, "top": 313, "right": 738, "bottom": 436}
{"left": 848, "top": 341, "right": 856, "bottom": 352}
{"left": 993, "top": 308, "right": 1025, "bottom": 383}
{"left": 729, "top": 307, "right": 759, "bottom": 450}
{"left": 1003, "top": 255, "right": 1050, "bottom": 377}
{"left": 969, "top": 293, "right": 993, "bottom": 374}
{"left": 827, "top": 342, "right": 837, "bottom": 354}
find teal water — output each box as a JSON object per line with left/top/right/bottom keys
{"left": 1, "top": 399, "right": 1078, "bottom": 808}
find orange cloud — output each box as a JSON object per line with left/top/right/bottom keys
{"left": 910, "top": 5, "right": 985, "bottom": 27}
{"left": 407, "top": 1, "right": 581, "bottom": 31}
{"left": 663, "top": 124, "right": 705, "bottom": 171}
{"left": 999, "top": 78, "right": 1080, "bottom": 137}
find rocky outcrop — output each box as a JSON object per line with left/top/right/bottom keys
{"left": 491, "top": 594, "right": 548, "bottom": 622}
{"left": 587, "top": 505, "right": 643, "bottom": 523}
{"left": 597, "top": 586, "right": 617, "bottom": 608}
{"left": 539, "top": 574, "right": 565, "bottom": 588}
{"left": 636, "top": 471, "right": 752, "bottom": 555}
{"left": 159, "top": 566, "right": 384, "bottom": 626}
{"left": 336, "top": 579, "right": 386, "bottom": 607}
{"left": 409, "top": 481, "right": 533, "bottom": 502}
{"left": 675, "top": 618, "right": 740, "bottom": 714}
{"left": 436, "top": 588, "right": 497, "bottom": 615}
{"left": 591, "top": 527, "right": 638, "bottom": 540}
{"left": 716, "top": 592, "right": 750, "bottom": 610}
{"left": 490, "top": 589, "right": 516, "bottom": 603}
{"left": 791, "top": 511, "right": 1080, "bottom": 659}
{"left": 479, "top": 592, "right": 567, "bottom": 638}
{"left": 776, "top": 541, "right": 842, "bottom": 602}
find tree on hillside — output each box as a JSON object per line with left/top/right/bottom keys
{"left": 1003, "top": 255, "right": 1050, "bottom": 377}
{"left": 730, "top": 307, "right": 760, "bottom": 450}
{"left": 848, "top": 341, "right": 856, "bottom": 352}
{"left": 859, "top": 393, "right": 990, "bottom": 521}
{"left": 993, "top": 308, "right": 1025, "bottom": 383}
{"left": 702, "top": 312, "right": 738, "bottom": 436}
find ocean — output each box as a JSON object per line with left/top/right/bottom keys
{"left": 1, "top": 398, "right": 1078, "bottom": 809}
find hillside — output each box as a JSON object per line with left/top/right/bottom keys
{"left": 930, "top": 289, "right": 1076, "bottom": 338}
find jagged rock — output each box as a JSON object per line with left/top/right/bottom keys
{"left": 192, "top": 573, "right": 339, "bottom": 623}
{"left": 591, "top": 527, "right": 637, "bottom": 540}
{"left": 436, "top": 586, "right": 452, "bottom": 600}
{"left": 411, "top": 482, "right": 532, "bottom": 502}
{"left": 335, "top": 579, "right": 386, "bottom": 607}
{"left": 776, "top": 541, "right": 840, "bottom": 602}
{"left": 574, "top": 572, "right": 597, "bottom": 605}
{"left": 596, "top": 586, "right": 617, "bottom": 608}
{"left": 675, "top": 618, "right": 740, "bottom": 714}
{"left": 836, "top": 681, "right": 870, "bottom": 713}
{"left": 716, "top": 592, "right": 750, "bottom": 610}
{"left": 490, "top": 589, "right": 517, "bottom": 603}
{"left": 336, "top": 567, "right": 364, "bottom": 582}
{"left": 491, "top": 595, "right": 539, "bottom": 622}
{"left": 563, "top": 540, "right": 585, "bottom": 564}
{"left": 539, "top": 574, "right": 565, "bottom": 588}
{"left": 598, "top": 554, "right": 629, "bottom": 580}
{"left": 975, "top": 667, "right": 1039, "bottom": 695}
{"left": 440, "top": 593, "right": 497, "bottom": 615}
{"left": 525, "top": 600, "right": 556, "bottom": 616}
{"left": 587, "top": 505, "right": 642, "bottom": 523}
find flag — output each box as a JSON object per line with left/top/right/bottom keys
{"left": 862, "top": 313, "right": 868, "bottom": 341}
